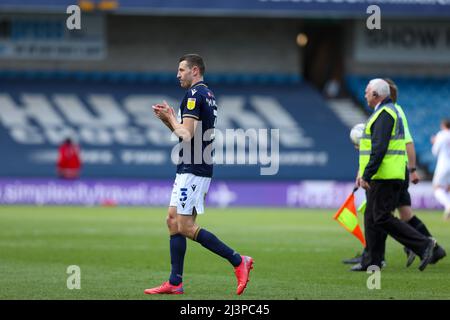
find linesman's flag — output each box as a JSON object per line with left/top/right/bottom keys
{"left": 358, "top": 200, "right": 367, "bottom": 215}
{"left": 333, "top": 190, "right": 366, "bottom": 247}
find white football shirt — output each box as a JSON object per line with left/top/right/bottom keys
{"left": 432, "top": 129, "right": 450, "bottom": 176}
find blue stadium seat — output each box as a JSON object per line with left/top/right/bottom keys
{"left": 0, "top": 69, "right": 302, "bottom": 87}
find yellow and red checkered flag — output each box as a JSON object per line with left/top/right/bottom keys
{"left": 333, "top": 188, "right": 366, "bottom": 247}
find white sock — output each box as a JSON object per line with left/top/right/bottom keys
{"left": 434, "top": 188, "right": 450, "bottom": 210}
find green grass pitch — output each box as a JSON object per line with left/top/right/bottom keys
{"left": 0, "top": 206, "right": 449, "bottom": 300}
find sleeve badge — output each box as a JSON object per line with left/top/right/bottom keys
{"left": 187, "top": 98, "right": 196, "bottom": 110}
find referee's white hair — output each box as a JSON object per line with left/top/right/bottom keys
{"left": 368, "top": 78, "right": 390, "bottom": 99}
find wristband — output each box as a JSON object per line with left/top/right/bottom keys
{"left": 408, "top": 167, "right": 417, "bottom": 173}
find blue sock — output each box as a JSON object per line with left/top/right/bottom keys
{"left": 195, "top": 229, "right": 242, "bottom": 267}
{"left": 169, "top": 234, "right": 186, "bottom": 286}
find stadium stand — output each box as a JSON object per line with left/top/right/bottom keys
{"left": 0, "top": 70, "right": 302, "bottom": 85}
{"left": 0, "top": 1, "right": 449, "bottom": 208}
{"left": 0, "top": 71, "right": 357, "bottom": 180}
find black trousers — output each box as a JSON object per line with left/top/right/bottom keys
{"left": 362, "top": 180, "right": 430, "bottom": 267}
{"left": 361, "top": 169, "right": 413, "bottom": 261}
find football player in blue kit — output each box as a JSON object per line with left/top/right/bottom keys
{"left": 145, "top": 54, "right": 254, "bottom": 295}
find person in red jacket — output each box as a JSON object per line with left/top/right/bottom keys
{"left": 57, "top": 138, "right": 81, "bottom": 179}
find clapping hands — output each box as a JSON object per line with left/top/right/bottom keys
{"left": 152, "top": 100, "right": 175, "bottom": 122}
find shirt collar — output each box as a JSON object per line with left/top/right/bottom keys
{"left": 374, "top": 97, "right": 393, "bottom": 111}
{"left": 190, "top": 80, "right": 207, "bottom": 89}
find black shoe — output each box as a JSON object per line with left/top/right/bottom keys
{"left": 342, "top": 253, "right": 363, "bottom": 265}
{"left": 350, "top": 262, "right": 384, "bottom": 271}
{"left": 430, "top": 244, "right": 446, "bottom": 265}
{"left": 350, "top": 263, "right": 366, "bottom": 271}
{"left": 404, "top": 247, "right": 416, "bottom": 268}
{"left": 418, "top": 239, "right": 436, "bottom": 271}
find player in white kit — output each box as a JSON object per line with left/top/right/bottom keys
{"left": 431, "top": 119, "right": 450, "bottom": 220}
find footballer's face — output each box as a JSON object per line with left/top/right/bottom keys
{"left": 177, "top": 60, "right": 193, "bottom": 89}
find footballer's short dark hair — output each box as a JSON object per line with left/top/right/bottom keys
{"left": 179, "top": 54, "right": 205, "bottom": 76}
{"left": 384, "top": 78, "right": 398, "bottom": 103}
{"left": 442, "top": 118, "right": 450, "bottom": 129}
